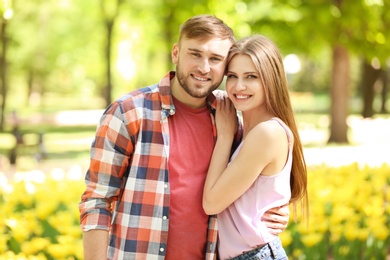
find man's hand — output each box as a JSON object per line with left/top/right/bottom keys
{"left": 262, "top": 204, "right": 290, "bottom": 235}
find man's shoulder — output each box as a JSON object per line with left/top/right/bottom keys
{"left": 117, "top": 83, "right": 160, "bottom": 103}
{"left": 110, "top": 84, "right": 161, "bottom": 108}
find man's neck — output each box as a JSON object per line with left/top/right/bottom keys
{"left": 170, "top": 78, "right": 207, "bottom": 109}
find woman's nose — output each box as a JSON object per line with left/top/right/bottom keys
{"left": 235, "top": 79, "right": 246, "bottom": 91}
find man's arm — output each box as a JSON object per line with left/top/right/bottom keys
{"left": 83, "top": 230, "right": 109, "bottom": 260}
{"left": 262, "top": 204, "right": 290, "bottom": 235}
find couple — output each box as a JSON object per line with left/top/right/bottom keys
{"left": 79, "top": 14, "right": 308, "bottom": 260}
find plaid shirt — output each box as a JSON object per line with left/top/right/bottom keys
{"left": 79, "top": 71, "right": 232, "bottom": 259}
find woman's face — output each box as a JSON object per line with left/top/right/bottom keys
{"left": 225, "top": 54, "right": 266, "bottom": 112}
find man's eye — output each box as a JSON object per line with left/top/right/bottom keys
{"left": 191, "top": 53, "right": 200, "bottom": 57}
{"left": 211, "top": 57, "right": 222, "bottom": 62}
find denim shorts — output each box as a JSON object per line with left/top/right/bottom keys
{"left": 229, "top": 237, "right": 288, "bottom": 260}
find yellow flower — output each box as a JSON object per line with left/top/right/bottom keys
{"left": 330, "top": 231, "right": 341, "bottom": 243}
{"left": 292, "top": 248, "right": 304, "bottom": 258}
{"left": 385, "top": 187, "right": 390, "bottom": 202}
{"left": 300, "top": 233, "right": 322, "bottom": 247}
{"left": 26, "top": 253, "right": 47, "bottom": 260}
{"left": 12, "top": 181, "right": 34, "bottom": 207}
{"left": 363, "top": 197, "right": 385, "bottom": 217}
{"left": 46, "top": 244, "right": 71, "bottom": 259}
{"left": 338, "top": 245, "right": 350, "bottom": 255}
{"left": 279, "top": 230, "right": 292, "bottom": 247}
{"left": 371, "top": 225, "right": 389, "bottom": 241}
{"left": 36, "top": 200, "right": 57, "bottom": 220}
{"left": 0, "top": 234, "right": 9, "bottom": 253}
{"left": 329, "top": 224, "right": 343, "bottom": 243}
{"left": 21, "top": 237, "right": 50, "bottom": 255}
{"left": 46, "top": 235, "right": 80, "bottom": 259}
{"left": 344, "top": 223, "right": 360, "bottom": 241}
{"left": 357, "top": 228, "right": 369, "bottom": 241}
{"left": 5, "top": 217, "right": 30, "bottom": 243}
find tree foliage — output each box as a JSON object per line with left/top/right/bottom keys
{"left": 0, "top": 0, "right": 389, "bottom": 142}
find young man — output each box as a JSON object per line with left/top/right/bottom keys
{"left": 79, "top": 15, "right": 289, "bottom": 260}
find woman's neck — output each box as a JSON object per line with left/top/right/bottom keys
{"left": 241, "top": 110, "right": 274, "bottom": 139}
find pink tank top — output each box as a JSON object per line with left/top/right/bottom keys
{"left": 217, "top": 118, "right": 293, "bottom": 260}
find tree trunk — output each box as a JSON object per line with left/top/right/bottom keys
{"left": 0, "top": 20, "right": 8, "bottom": 131}
{"left": 328, "top": 44, "right": 350, "bottom": 144}
{"left": 104, "top": 20, "right": 113, "bottom": 106}
{"left": 100, "top": 0, "right": 123, "bottom": 107}
{"left": 381, "top": 69, "right": 388, "bottom": 113}
{"left": 361, "top": 60, "right": 382, "bottom": 118}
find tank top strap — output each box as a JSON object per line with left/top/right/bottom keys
{"left": 270, "top": 117, "right": 293, "bottom": 149}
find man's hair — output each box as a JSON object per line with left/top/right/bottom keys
{"left": 179, "top": 15, "right": 235, "bottom": 44}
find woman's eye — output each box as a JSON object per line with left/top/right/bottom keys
{"left": 247, "top": 75, "right": 257, "bottom": 79}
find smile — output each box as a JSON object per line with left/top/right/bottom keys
{"left": 235, "top": 94, "right": 250, "bottom": 100}
{"left": 192, "top": 74, "right": 209, "bottom": 81}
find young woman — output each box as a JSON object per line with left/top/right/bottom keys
{"left": 203, "top": 35, "right": 308, "bottom": 260}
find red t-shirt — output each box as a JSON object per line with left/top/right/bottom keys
{"left": 165, "top": 97, "right": 215, "bottom": 259}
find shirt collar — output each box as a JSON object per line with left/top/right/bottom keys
{"left": 159, "top": 71, "right": 218, "bottom": 117}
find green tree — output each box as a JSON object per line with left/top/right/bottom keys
{"left": 6, "top": 0, "right": 104, "bottom": 110}
{"left": 241, "top": 0, "right": 389, "bottom": 143}
{"left": 0, "top": 0, "right": 12, "bottom": 130}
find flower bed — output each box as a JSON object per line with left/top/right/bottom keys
{"left": 281, "top": 163, "right": 390, "bottom": 259}
{"left": 1, "top": 163, "right": 389, "bottom": 259}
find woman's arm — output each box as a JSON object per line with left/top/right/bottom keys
{"left": 203, "top": 98, "right": 289, "bottom": 215}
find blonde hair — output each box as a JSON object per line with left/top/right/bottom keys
{"left": 227, "top": 35, "right": 308, "bottom": 218}
{"left": 179, "top": 15, "right": 235, "bottom": 44}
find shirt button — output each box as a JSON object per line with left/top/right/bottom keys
{"left": 160, "top": 247, "right": 165, "bottom": 252}
{"left": 162, "top": 216, "right": 167, "bottom": 220}
{"left": 164, "top": 184, "right": 168, "bottom": 189}
{"left": 169, "top": 109, "right": 175, "bottom": 115}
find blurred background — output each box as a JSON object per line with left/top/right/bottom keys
{"left": 0, "top": 0, "right": 389, "bottom": 259}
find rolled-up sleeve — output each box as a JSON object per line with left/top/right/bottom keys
{"left": 79, "top": 101, "right": 134, "bottom": 231}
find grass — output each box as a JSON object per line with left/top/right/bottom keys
{"left": 0, "top": 124, "right": 96, "bottom": 173}
{"left": 1, "top": 92, "right": 389, "bottom": 172}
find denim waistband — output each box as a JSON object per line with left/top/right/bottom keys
{"left": 229, "top": 237, "right": 285, "bottom": 260}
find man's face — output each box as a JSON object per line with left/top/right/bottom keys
{"left": 172, "top": 37, "right": 232, "bottom": 99}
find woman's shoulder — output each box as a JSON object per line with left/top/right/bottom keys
{"left": 251, "top": 118, "right": 288, "bottom": 139}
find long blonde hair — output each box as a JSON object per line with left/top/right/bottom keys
{"left": 227, "top": 35, "right": 308, "bottom": 217}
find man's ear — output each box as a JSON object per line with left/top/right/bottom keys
{"left": 172, "top": 43, "right": 179, "bottom": 65}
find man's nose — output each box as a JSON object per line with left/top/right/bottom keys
{"left": 198, "top": 59, "right": 211, "bottom": 74}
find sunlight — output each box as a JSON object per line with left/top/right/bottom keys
{"left": 14, "top": 170, "right": 46, "bottom": 184}
{"left": 284, "top": 54, "right": 301, "bottom": 74}
{"left": 116, "top": 39, "right": 136, "bottom": 81}
{"left": 55, "top": 109, "right": 103, "bottom": 126}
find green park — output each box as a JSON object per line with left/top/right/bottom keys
{"left": 0, "top": 0, "right": 389, "bottom": 259}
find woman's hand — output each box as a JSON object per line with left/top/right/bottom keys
{"left": 216, "top": 96, "right": 238, "bottom": 140}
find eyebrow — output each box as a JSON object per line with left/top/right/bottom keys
{"left": 188, "top": 48, "right": 226, "bottom": 59}
{"left": 227, "top": 70, "right": 258, "bottom": 74}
